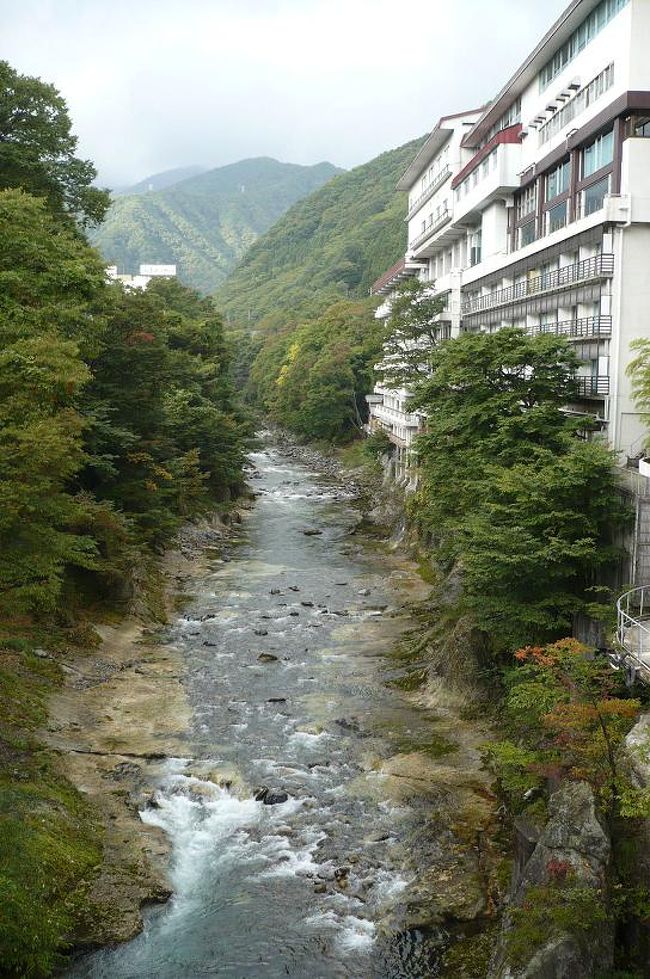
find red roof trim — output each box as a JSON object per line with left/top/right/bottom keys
{"left": 451, "top": 124, "right": 523, "bottom": 190}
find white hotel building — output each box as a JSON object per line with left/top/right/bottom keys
{"left": 368, "top": 0, "right": 650, "bottom": 469}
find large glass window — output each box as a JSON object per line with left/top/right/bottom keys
{"left": 548, "top": 201, "right": 568, "bottom": 233}
{"left": 582, "top": 130, "right": 614, "bottom": 177}
{"left": 546, "top": 160, "right": 570, "bottom": 200}
{"left": 583, "top": 176, "right": 610, "bottom": 215}
{"left": 519, "top": 221, "right": 536, "bottom": 248}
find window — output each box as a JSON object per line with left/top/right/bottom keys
{"left": 546, "top": 160, "right": 570, "bottom": 200}
{"left": 635, "top": 116, "right": 650, "bottom": 138}
{"left": 482, "top": 158, "right": 490, "bottom": 178}
{"left": 539, "top": 0, "right": 628, "bottom": 91}
{"left": 583, "top": 130, "right": 614, "bottom": 177}
{"left": 519, "top": 220, "right": 537, "bottom": 248}
{"left": 516, "top": 182, "right": 537, "bottom": 221}
{"left": 548, "top": 201, "right": 568, "bottom": 233}
{"left": 582, "top": 176, "right": 610, "bottom": 215}
{"left": 469, "top": 229, "right": 482, "bottom": 266}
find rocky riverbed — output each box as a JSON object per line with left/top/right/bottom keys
{"left": 59, "top": 438, "right": 499, "bottom": 977}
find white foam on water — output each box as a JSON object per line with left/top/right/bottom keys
{"left": 288, "top": 730, "right": 329, "bottom": 750}
{"left": 336, "top": 915, "right": 376, "bottom": 952}
{"left": 303, "top": 909, "right": 376, "bottom": 954}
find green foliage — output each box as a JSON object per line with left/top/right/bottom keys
{"left": 91, "top": 158, "right": 341, "bottom": 294}
{"left": 79, "top": 277, "right": 250, "bottom": 550}
{"left": 0, "top": 184, "right": 249, "bottom": 612}
{"left": 410, "top": 328, "right": 628, "bottom": 650}
{"left": 379, "top": 277, "right": 446, "bottom": 387}
{"left": 487, "top": 640, "right": 640, "bottom": 812}
{"left": 483, "top": 741, "right": 544, "bottom": 807}
{"left": 216, "top": 138, "right": 425, "bottom": 328}
{"left": 364, "top": 428, "right": 393, "bottom": 459}
{"left": 249, "top": 300, "right": 382, "bottom": 442}
{"left": 0, "top": 190, "right": 105, "bottom": 612}
{"left": 507, "top": 881, "right": 608, "bottom": 968}
{"left": 627, "top": 338, "right": 650, "bottom": 435}
{"left": 0, "top": 60, "right": 109, "bottom": 227}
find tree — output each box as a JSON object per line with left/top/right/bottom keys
{"left": 378, "top": 277, "right": 446, "bottom": 388}
{"left": 410, "top": 328, "right": 627, "bottom": 650}
{"left": 249, "top": 300, "right": 382, "bottom": 443}
{"left": 0, "top": 189, "right": 106, "bottom": 611}
{"left": 488, "top": 639, "right": 640, "bottom": 812}
{"left": 0, "top": 60, "right": 109, "bottom": 226}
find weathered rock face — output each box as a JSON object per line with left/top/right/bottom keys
{"left": 622, "top": 713, "right": 650, "bottom": 964}
{"left": 488, "top": 781, "right": 613, "bottom": 979}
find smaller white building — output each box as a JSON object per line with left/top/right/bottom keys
{"left": 106, "top": 263, "right": 177, "bottom": 290}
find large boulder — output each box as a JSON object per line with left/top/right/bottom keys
{"left": 488, "top": 781, "right": 612, "bottom": 978}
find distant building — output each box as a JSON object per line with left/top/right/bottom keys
{"left": 106, "top": 263, "right": 177, "bottom": 290}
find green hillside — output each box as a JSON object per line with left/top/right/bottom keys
{"left": 91, "top": 157, "right": 341, "bottom": 293}
{"left": 216, "top": 137, "right": 425, "bottom": 330}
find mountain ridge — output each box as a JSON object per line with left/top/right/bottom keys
{"left": 215, "top": 137, "right": 425, "bottom": 330}
{"left": 91, "top": 157, "right": 343, "bottom": 292}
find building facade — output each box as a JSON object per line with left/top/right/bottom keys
{"left": 106, "top": 263, "right": 177, "bottom": 290}
{"left": 368, "top": 0, "right": 650, "bottom": 468}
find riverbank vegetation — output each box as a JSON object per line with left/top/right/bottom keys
{"left": 0, "top": 60, "right": 250, "bottom": 976}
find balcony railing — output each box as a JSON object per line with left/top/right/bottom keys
{"left": 616, "top": 585, "right": 650, "bottom": 680}
{"left": 528, "top": 315, "right": 612, "bottom": 340}
{"left": 373, "top": 404, "right": 422, "bottom": 428}
{"left": 461, "top": 254, "right": 615, "bottom": 315}
{"left": 409, "top": 208, "right": 452, "bottom": 252}
{"left": 406, "top": 165, "right": 451, "bottom": 220}
{"left": 574, "top": 375, "right": 609, "bottom": 397}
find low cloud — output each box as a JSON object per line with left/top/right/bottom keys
{"left": 1, "top": 0, "right": 568, "bottom": 187}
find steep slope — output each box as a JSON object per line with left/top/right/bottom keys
{"left": 112, "top": 165, "right": 208, "bottom": 196}
{"left": 91, "top": 158, "right": 342, "bottom": 293}
{"left": 216, "top": 137, "right": 424, "bottom": 329}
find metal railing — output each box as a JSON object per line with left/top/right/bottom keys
{"left": 461, "top": 254, "right": 615, "bottom": 315}
{"left": 617, "top": 585, "right": 650, "bottom": 679}
{"left": 575, "top": 375, "right": 609, "bottom": 397}
{"left": 527, "top": 315, "right": 612, "bottom": 340}
{"left": 406, "top": 166, "right": 451, "bottom": 220}
{"left": 409, "top": 208, "right": 452, "bottom": 251}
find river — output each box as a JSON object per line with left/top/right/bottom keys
{"left": 68, "top": 442, "right": 471, "bottom": 978}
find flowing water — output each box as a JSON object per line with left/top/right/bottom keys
{"left": 69, "top": 444, "right": 452, "bottom": 978}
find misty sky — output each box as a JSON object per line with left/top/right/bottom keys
{"left": 2, "top": 0, "right": 569, "bottom": 188}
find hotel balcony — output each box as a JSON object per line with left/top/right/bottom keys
{"left": 406, "top": 165, "right": 451, "bottom": 222}
{"left": 372, "top": 403, "right": 422, "bottom": 430}
{"left": 461, "top": 254, "right": 614, "bottom": 316}
{"left": 528, "top": 315, "right": 612, "bottom": 341}
{"left": 574, "top": 376, "right": 610, "bottom": 398}
{"left": 452, "top": 142, "right": 521, "bottom": 227}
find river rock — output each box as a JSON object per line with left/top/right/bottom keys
{"left": 253, "top": 629, "right": 269, "bottom": 636}
{"left": 255, "top": 787, "right": 289, "bottom": 805}
{"left": 258, "top": 653, "right": 278, "bottom": 663}
{"left": 302, "top": 529, "right": 323, "bottom": 536}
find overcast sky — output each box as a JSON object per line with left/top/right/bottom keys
{"left": 1, "top": 0, "right": 569, "bottom": 188}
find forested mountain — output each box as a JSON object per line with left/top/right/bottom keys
{"left": 91, "top": 158, "right": 342, "bottom": 293}
{"left": 111, "top": 165, "right": 207, "bottom": 196}
{"left": 216, "top": 137, "right": 424, "bottom": 330}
